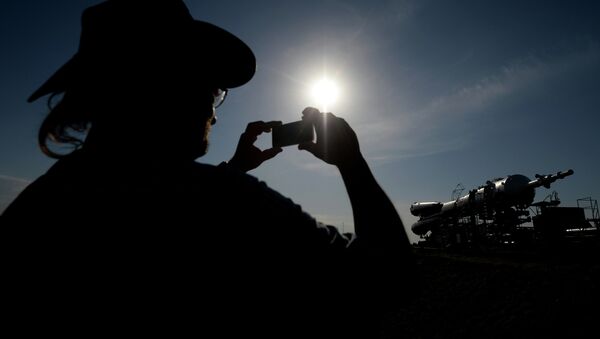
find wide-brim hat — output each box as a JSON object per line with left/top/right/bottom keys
{"left": 28, "top": 0, "right": 256, "bottom": 103}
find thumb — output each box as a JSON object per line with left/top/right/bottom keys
{"left": 298, "top": 142, "right": 323, "bottom": 158}
{"left": 261, "top": 147, "right": 283, "bottom": 161}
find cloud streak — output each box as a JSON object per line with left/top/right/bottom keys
{"left": 0, "top": 174, "right": 31, "bottom": 184}
{"left": 0, "top": 175, "right": 30, "bottom": 214}
{"left": 358, "top": 43, "right": 600, "bottom": 165}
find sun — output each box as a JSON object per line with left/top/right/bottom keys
{"left": 310, "top": 78, "right": 340, "bottom": 111}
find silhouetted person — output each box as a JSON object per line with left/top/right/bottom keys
{"left": 3, "top": 1, "right": 414, "bottom": 337}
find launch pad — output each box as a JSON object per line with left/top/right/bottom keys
{"left": 411, "top": 170, "right": 599, "bottom": 250}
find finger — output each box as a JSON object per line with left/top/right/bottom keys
{"left": 263, "top": 121, "right": 282, "bottom": 132}
{"left": 240, "top": 132, "right": 258, "bottom": 144}
{"left": 302, "top": 107, "right": 320, "bottom": 116}
{"left": 261, "top": 147, "right": 283, "bottom": 161}
{"left": 298, "top": 142, "right": 314, "bottom": 152}
{"left": 245, "top": 121, "right": 266, "bottom": 136}
{"left": 246, "top": 120, "right": 283, "bottom": 136}
{"left": 302, "top": 107, "right": 320, "bottom": 119}
{"left": 298, "top": 142, "right": 323, "bottom": 159}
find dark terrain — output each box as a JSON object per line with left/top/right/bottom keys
{"left": 383, "top": 244, "right": 600, "bottom": 338}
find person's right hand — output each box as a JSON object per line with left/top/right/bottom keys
{"left": 298, "top": 107, "right": 362, "bottom": 168}
{"left": 228, "top": 121, "right": 282, "bottom": 172}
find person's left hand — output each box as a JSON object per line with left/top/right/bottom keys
{"left": 228, "top": 121, "right": 283, "bottom": 172}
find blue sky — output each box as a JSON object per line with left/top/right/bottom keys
{"left": 1, "top": 0, "right": 599, "bottom": 242}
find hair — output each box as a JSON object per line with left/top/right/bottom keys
{"left": 38, "top": 91, "right": 92, "bottom": 159}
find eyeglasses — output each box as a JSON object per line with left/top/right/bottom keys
{"left": 213, "top": 88, "right": 228, "bottom": 108}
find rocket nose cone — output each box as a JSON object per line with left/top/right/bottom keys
{"left": 504, "top": 175, "right": 531, "bottom": 195}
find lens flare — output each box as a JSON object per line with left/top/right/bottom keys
{"left": 310, "top": 78, "right": 340, "bottom": 111}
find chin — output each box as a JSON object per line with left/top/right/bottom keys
{"left": 189, "top": 119, "right": 212, "bottom": 160}
{"left": 192, "top": 141, "right": 209, "bottom": 160}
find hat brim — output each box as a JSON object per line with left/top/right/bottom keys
{"left": 28, "top": 20, "right": 256, "bottom": 103}
{"left": 28, "top": 55, "right": 79, "bottom": 103}
{"left": 193, "top": 21, "right": 256, "bottom": 90}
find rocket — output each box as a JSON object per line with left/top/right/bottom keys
{"left": 410, "top": 170, "right": 574, "bottom": 236}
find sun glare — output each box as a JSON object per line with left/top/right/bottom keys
{"left": 310, "top": 78, "right": 340, "bottom": 111}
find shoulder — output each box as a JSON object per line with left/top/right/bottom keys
{"left": 187, "top": 161, "right": 295, "bottom": 210}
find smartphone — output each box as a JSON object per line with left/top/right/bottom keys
{"left": 272, "top": 120, "right": 314, "bottom": 148}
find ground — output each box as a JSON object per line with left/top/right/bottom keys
{"left": 382, "top": 245, "right": 600, "bottom": 338}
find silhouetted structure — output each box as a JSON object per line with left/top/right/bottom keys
{"left": 577, "top": 197, "right": 600, "bottom": 228}
{"left": 409, "top": 169, "right": 598, "bottom": 248}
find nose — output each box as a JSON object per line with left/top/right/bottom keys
{"left": 211, "top": 116, "right": 217, "bottom": 125}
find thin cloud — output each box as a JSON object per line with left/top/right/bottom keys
{"left": 358, "top": 43, "right": 600, "bottom": 164}
{"left": 0, "top": 175, "right": 31, "bottom": 214}
{"left": 0, "top": 174, "right": 31, "bottom": 184}
{"left": 423, "top": 44, "right": 599, "bottom": 119}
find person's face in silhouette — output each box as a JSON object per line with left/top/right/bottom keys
{"left": 173, "top": 79, "right": 232, "bottom": 160}
{"left": 167, "top": 82, "right": 219, "bottom": 159}
{"left": 86, "top": 57, "right": 226, "bottom": 161}
{"left": 33, "top": 4, "right": 257, "bottom": 162}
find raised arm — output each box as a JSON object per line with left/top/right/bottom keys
{"left": 298, "top": 107, "right": 411, "bottom": 254}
